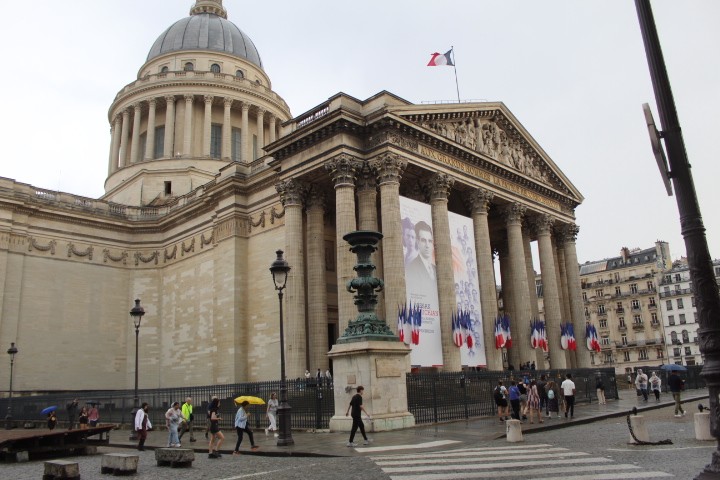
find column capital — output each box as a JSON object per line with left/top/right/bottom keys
{"left": 306, "top": 186, "right": 327, "bottom": 211}
{"left": 164, "top": 95, "right": 175, "bottom": 104}
{"left": 132, "top": 103, "right": 141, "bottom": 112}
{"left": 113, "top": 114, "right": 122, "bottom": 125}
{"left": 184, "top": 94, "right": 194, "bottom": 103}
{"left": 356, "top": 165, "right": 377, "bottom": 193}
{"left": 467, "top": 187, "right": 494, "bottom": 214}
{"left": 558, "top": 223, "right": 580, "bottom": 243}
{"left": 325, "top": 153, "right": 363, "bottom": 188}
{"left": 241, "top": 103, "right": 250, "bottom": 112}
{"left": 122, "top": 108, "right": 130, "bottom": 118}
{"left": 426, "top": 172, "right": 454, "bottom": 202}
{"left": 275, "top": 178, "right": 307, "bottom": 207}
{"left": 148, "top": 98, "right": 157, "bottom": 107}
{"left": 257, "top": 108, "right": 266, "bottom": 116}
{"left": 223, "top": 97, "right": 234, "bottom": 107}
{"left": 501, "top": 202, "right": 526, "bottom": 226}
{"left": 204, "top": 94, "right": 214, "bottom": 104}
{"left": 368, "top": 152, "right": 407, "bottom": 185}
{"left": 531, "top": 213, "right": 555, "bottom": 236}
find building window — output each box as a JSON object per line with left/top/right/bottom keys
{"left": 630, "top": 283, "right": 638, "bottom": 294}
{"left": 614, "top": 273, "right": 620, "bottom": 283}
{"left": 621, "top": 335, "right": 628, "bottom": 345}
{"left": 235, "top": 69, "right": 244, "bottom": 79}
{"left": 601, "top": 337, "right": 610, "bottom": 346}
{"left": 666, "top": 300, "right": 673, "bottom": 311}
{"left": 623, "top": 351, "right": 631, "bottom": 362}
{"left": 648, "top": 297, "right": 656, "bottom": 306}
{"left": 638, "top": 349, "right": 648, "bottom": 360}
{"left": 673, "top": 347, "right": 681, "bottom": 357}
{"left": 687, "top": 358, "right": 696, "bottom": 366}
{"left": 154, "top": 126, "right": 165, "bottom": 158}
{"left": 677, "top": 298, "right": 684, "bottom": 309}
{"left": 184, "top": 62, "right": 194, "bottom": 71}
{"left": 231, "top": 127, "right": 242, "bottom": 162}
{"left": 679, "top": 314, "right": 686, "bottom": 324}
{"left": 633, "top": 315, "right": 642, "bottom": 325}
{"left": 682, "top": 330, "right": 690, "bottom": 343}
{"left": 651, "top": 312, "right": 658, "bottom": 324}
{"left": 619, "top": 317, "right": 626, "bottom": 327}
{"left": 596, "top": 289, "right": 604, "bottom": 298}
{"left": 164, "top": 181, "right": 172, "bottom": 195}
{"left": 675, "top": 273, "right": 681, "bottom": 282}
{"left": 668, "top": 315, "right": 675, "bottom": 325}
{"left": 664, "top": 286, "right": 670, "bottom": 294}
{"left": 685, "top": 347, "right": 692, "bottom": 356}
{"left": 582, "top": 292, "right": 587, "bottom": 302}
{"left": 631, "top": 299, "right": 640, "bottom": 310}
{"left": 584, "top": 307, "right": 589, "bottom": 317}
{"left": 670, "top": 331, "right": 678, "bottom": 344}
{"left": 210, "top": 124, "right": 222, "bottom": 158}
{"left": 160, "top": 66, "right": 169, "bottom": 73}
{"left": 210, "top": 63, "right": 221, "bottom": 73}
{"left": 615, "top": 286, "right": 621, "bottom": 296}
{"left": 599, "top": 318, "right": 607, "bottom": 328}
{"left": 647, "top": 281, "right": 654, "bottom": 291}
{"left": 598, "top": 304, "right": 606, "bottom": 314}
{"left": 656, "top": 348, "right": 664, "bottom": 359}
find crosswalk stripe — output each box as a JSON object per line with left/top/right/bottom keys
{"left": 356, "top": 439, "right": 460, "bottom": 452}
{"left": 381, "top": 456, "right": 613, "bottom": 473}
{"left": 376, "top": 451, "right": 588, "bottom": 466}
{"left": 529, "top": 473, "right": 672, "bottom": 480}
{"left": 389, "top": 463, "right": 644, "bottom": 480}
{"left": 370, "top": 446, "right": 569, "bottom": 460}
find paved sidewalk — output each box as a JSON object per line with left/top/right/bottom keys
{"left": 106, "top": 388, "right": 708, "bottom": 457}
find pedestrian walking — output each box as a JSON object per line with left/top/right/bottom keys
{"left": 561, "top": 373, "right": 576, "bottom": 419}
{"left": 233, "top": 400, "right": 259, "bottom": 454}
{"left": 596, "top": 376, "right": 607, "bottom": 405}
{"left": 508, "top": 381, "right": 521, "bottom": 421}
{"left": 650, "top": 372, "right": 662, "bottom": 402}
{"left": 88, "top": 403, "right": 99, "bottom": 427}
{"left": 78, "top": 406, "right": 89, "bottom": 429}
{"left": 493, "top": 381, "right": 509, "bottom": 421}
{"left": 134, "top": 402, "right": 152, "bottom": 451}
{"left": 165, "top": 401, "right": 184, "bottom": 447}
{"left": 635, "top": 368, "right": 649, "bottom": 402}
{"left": 316, "top": 368, "right": 322, "bottom": 386}
{"left": 47, "top": 411, "right": 58, "bottom": 430}
{"left": 179, "top": 397, "right": 197, "bottom": 442}
{"left": 537, "top": 374, "right": 548, "bottom": 416}
{"left": 325, "top": 369, "right": 332, "bottom": 387}
{"left": 66, "top": 398, "right": 79, "bottom": 430}
{"left": 668, "top": 370, "right": 686, "bottom": 417}
{"left": 518, "top": 380, "right": 529, "bottom": 420}
{"left": 526, "top": 379, "right": 543, "bottom": 424}
{"left": 546, "top": 381, "right": 561, "bottom": 418}
{"left": 207, "top": 398, "right": 224, "bottom": 459}
{"left": 265, "top": 392, "right": 278, "bottom": 436}
{"left": 345, "top": 385, "right": 372, "bottom": 447}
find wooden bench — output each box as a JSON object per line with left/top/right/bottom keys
{"left": 101, "top": 453, "right": 139, "bottom": 475}
{"left": 155, "top": 447, "right": 194, "bottom": 468}
{"left": 43, "top": 460, "right": 80, "bottom": 480}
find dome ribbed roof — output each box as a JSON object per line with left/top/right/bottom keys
{"left": 146, "top": 13, "right": 263, "bottom": 69}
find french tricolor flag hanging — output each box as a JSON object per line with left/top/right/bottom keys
{"left": 411, "top": 303, "right": 422, "bottom": 345}
{"left": 462, "top": 310, "right": 473, "bottom": 349}
{"left": 494, "top": 315, "right": 505, "bottom": 349}
{"left": 586, "top": 323, "right": 601, "bottom": 353}
{"left": 502, "top": 314, "right": 512, "bottom": 349}
{"left": 427, "top": 49, "right": 454, "bottom": 66}
{"left": 538, "top": 320, "right": 549, "bottom": 353}
{"left": 452, "top": 311, "right": 463, "bottom": 347}
{"left": 560, "top": 322, "right": 577, "bottom": 351}
{"left": 530, "top": 319, "right": 540, "bottom": 349}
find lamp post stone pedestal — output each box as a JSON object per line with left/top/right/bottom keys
{"left": 328, "top": 231, "right": 415, "bottom": 432}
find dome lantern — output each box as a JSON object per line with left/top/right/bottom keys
{"left": 190, "top": 0, "right": 227, "bottom": 19}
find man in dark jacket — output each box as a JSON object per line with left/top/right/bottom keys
{"left": 66, "top": 399, "right": 79, "bottom": 430}
{"left": 667, "top": 370, "right": 686, "bottom": 417}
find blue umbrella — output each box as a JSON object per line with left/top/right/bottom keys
{"left": 660, "top": 363, "right": 687, "bottom": 372}
{"left": 41, "top": 406, "right": 58, "bottom": 415}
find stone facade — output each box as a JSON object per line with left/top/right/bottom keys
{"left": 0, "top": 1, "right": 588, "bottom": 392}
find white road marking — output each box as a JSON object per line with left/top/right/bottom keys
{"left": 355, "top": 439, "right": 460, "bottom": 452}
{"left": 376, "top": 451, "right": 588, "bottom": 466}
{"left": 216, "top": 463, "right": 321, "bottom": 479}
{"left": 381, "top": 456, "right": 613, "bottom": 473}
{"left": 390, "top": 464, "right": 643, "bottom": 480}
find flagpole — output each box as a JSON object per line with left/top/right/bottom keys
{"left": 451, "top": 46, "right": 460, "bottom": 102}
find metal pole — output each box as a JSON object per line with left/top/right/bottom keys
{"left": 635, "top": 2, "right": 720, "bottom": 477}
{"left": 5, "top": 354, "right": 14, "bottom": 429}
{"left": 276, "top": 288, "right": 294, "bottom": 446}
{"left": 129, "top": 325, "right": 139, "bottom": 441}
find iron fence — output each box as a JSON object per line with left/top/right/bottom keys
{"left": 0, "top": 378, "right": 335, "bottom": 431}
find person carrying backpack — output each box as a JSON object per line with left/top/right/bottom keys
{"left": 494, "top": 381, "right": 509, "bottom": 422}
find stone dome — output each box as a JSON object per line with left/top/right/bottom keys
{"left": 146, "top": 7, "right": 263, "bottom": 69}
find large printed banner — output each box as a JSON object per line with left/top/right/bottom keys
{"left": 448, "top": 211, "right": 486, "bottom": 367}
{"left": 400, "top": 196, "right": 443, "bottom": 367}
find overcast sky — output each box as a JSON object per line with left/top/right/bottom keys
{"left": 1, "top": 0, "right": 717, "bottom": 265}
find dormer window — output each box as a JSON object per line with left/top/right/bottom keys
{"left": 160, "top": 66, "right": 169, "bottom": 73}
{"left": 211, "top": 63, "right": 221, "bottom": 73}
{"left": 235, "top": 70, "right": 244, "bottom": 79}
{"left": 184, "top": 62, "right": 194, "bottom": 72}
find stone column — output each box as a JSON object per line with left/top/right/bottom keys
{"left": 109, "top": 115, "right": 121, "bottom": 174}
{"left": 533, "top": 214, "right": 567, "bottom": 369}
{"left": 256, "top": 108, "right": 265, "bottom": 153}
{"left": 144, "top": 98, "right": 157, "bottom": 161}
{"left": 497, "top": 241, "right": 515, "bottom": 368}
{"left": 356, "top": 166, "right": 385, "bottom": 322}
{"left": 502, "top": 203, "right": 532, "bottom": 369}
{"left": 164, "top": 95, "right": 175, "bottom": 158}
{"left": 325, "top": 154, "right": 363, "bottom": 335}
{"left": 183, "top": 94, "right": 194, "bottom": 156}
{"left": 427, "top": 173, "right": 460, "bottom": 371}
{"left": 554, "top": 233, "right": 573, "bottom": 330}
{"left": 306, "top": 187, "right": 328, "bottom": 371}
{"left": 241, "top": 103, "right": 249, "bottom": 163}
{"left": 129, "top": 103, "right": 142, "bottom": 164}
{"left": 276, "top": 179, "right": 308, "bottom": 378}
{"left": 468, "top": 188, "right": 503, "bottom": 370}
{"left": 561, "top": 223, "right": 592, "bottom": 367}
{"left": 222, "top": 98, "right": 232, "bottom": 160}
{"left": 269, "top": 115, "right": 277, "bottom": 143}
{"left": 118, "top": 109, "right": 130, "bottom": 168}
{"left": 369, "top": 153, "right": 407, "bottom": 334}
{"left": 203, "top": 95, "right": 214, "bottom": 157}
{"left": 523, "top": 225, "right": 545, "bottom": 368}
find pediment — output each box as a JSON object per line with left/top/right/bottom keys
{"left": 392, "top": 103, "right": 582, "bottom": 203}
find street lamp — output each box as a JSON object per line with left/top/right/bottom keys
{"left": 5, "top": 342, "right": 18, "bottom": 430}
{"left": 269, "top": 250, "right": 294, "bottom": 446}
{"left": 129, "top": 299, "right": 145, "bottom": 441}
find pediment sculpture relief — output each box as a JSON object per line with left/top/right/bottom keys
{"left": 418, "top": 117, "right": 559, "bottom": 190}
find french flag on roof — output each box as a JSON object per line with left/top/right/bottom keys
{"left": 427, "top": 49, "right": 454, "bottom": 66}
